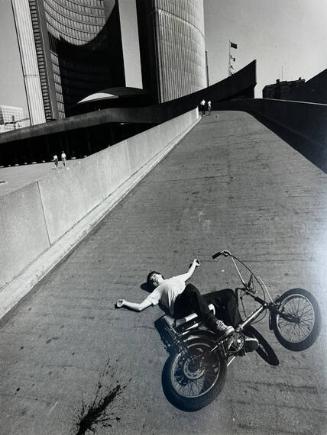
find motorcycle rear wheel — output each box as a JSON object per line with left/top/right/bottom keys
{"left": 162, "top": 337, "right": 226, "bottom": 411}
{"left": 271, "top": 288, "right": 321, "bottom": 351}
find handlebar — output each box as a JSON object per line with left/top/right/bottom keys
{"left": 212, "top": 250, "right": 231, "bottom": 259}
{"left": 212, "top": 250, "right": 256, "bottom": 295}
{"left": 212, "top": 249, "right": 271, "bottom": 305}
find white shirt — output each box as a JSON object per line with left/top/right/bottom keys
{"left": 144, "top": 276, "right": 186, "bottom": 316}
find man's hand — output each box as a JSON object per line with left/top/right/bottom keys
{"left": 178, "top": 259, "right": 200, "bottom": 282}
{"left": 192, "top": 258, "right": 200, "bottom": 267}
{"left": 188, "top": 259, "right": 200, "bottom": 269}
{"left": 116, "top": 299, "right": 125, "bottom": 308}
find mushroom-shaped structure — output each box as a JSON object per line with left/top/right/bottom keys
{"left": 75, "top": 87, "right": 152, "bottom": 114}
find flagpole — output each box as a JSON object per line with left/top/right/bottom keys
{"left": 229, "top": 41, "right": 237, "bottom": 76}
{"left": 228, "top": 40, "right": 231, "bottom": 76}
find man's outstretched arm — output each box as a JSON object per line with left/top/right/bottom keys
{"left": 176, "top": 259, "right": 200, "bottom": 282}
{"left": 116, "top": 288, "right": 160, "bottom": 312}
{"left": 116, "top": 298, "right": 153, "bottom": 312}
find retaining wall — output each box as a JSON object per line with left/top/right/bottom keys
{"left": 215, "top": 98, "right": 327, "bottom": 172}
{"left": 242, "top": 99, "right": 327, "bottom": 148}
{"left": 0, "top": 109, "right": 199, "bottom": 318}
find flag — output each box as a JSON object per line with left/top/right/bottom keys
{"left": 230, "top": 42, "right": 238, "bottom": 49}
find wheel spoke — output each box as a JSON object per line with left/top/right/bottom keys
{"left": 299, "top": 306, "right": 314, "bottom": 318}
{"left": 170, "top": 342, "right": 221, "bottom": 399}
{"left": 296, "top": 297, "right": 301, "bottom": 314}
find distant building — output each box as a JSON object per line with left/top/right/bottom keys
{"left": 0, "top": 105, "right": 25, "bottom": 133}
{"left": 263, "top": 70, "right": 327, "bottom": 104}
{"left": 11, "top": 0, "right": 46, "bottom": 125}
{"left": 288, "top": 69, "right": 327, "bottom": 104}
{"left": 136, "top": 0, "right": 206, "bottom": 102}
{"left": 263, "top": 78, "right": 306, "bottom": 100}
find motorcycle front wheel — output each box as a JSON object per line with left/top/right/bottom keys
{"left": 271, "top": 288, "right": 321, "bottom": 351}
{"left": 162, "top": 337, "right": 226, "bottom": 411}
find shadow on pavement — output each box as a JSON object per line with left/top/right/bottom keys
{"left": 244, "top": 325, "right": 280, "bottom": 366}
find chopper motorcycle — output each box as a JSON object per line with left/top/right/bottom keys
{"left": 161, "top": 250, "right": 321, "bottom": 411}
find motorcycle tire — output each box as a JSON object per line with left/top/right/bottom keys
{"left": 162, "top": 336, "right": 227, "bottom": 411}
{"left": 271, "top": 288, "right": 321, "bottom": 351}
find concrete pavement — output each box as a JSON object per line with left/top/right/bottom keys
{"left": 0, "top": 161, "right": 80, "bottom": 197}
{"left": 0, "top": 111, "right": 326, "bottom": 435}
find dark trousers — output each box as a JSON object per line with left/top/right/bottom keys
{"left": 174, "top": 284, "right": 241, "bottom": 328}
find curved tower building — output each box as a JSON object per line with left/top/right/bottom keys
{"left": 12, "top": 0, "right": 126, "bottom": 121}
{"left": 12, "top": 0, "right": 206, "bottom": 122}
{"left": 137, "top": 0, "right": 206, "bottom": 102}
{"left": 40, "top": 0, "right": 125, "bottom": 119}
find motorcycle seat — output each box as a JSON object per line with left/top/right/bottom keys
{"left": 162, "top": 304, "right": 216, "bottom": 328}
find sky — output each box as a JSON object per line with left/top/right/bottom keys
{"left": 204, "top": 0, "right": 327, "bottom": 95}
{"left": 0, "top": 0, "right": 327, "bottom": 116}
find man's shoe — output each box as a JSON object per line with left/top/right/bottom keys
{"left": 214, "top": 319, "right": 235, "bottom": 339}
{"left": 244, "top": 337, "right": 259, "bottom": 352}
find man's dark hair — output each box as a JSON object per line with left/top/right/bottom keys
{"left": 147, "top": 271, "right": 163, "bottom": 290}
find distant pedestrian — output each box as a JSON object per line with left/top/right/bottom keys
{"left": 61, "top": 151, "right": 67, "bottom": 168}
{"left": 207, "top": 100, "right": 212, "bottom": 115}
{"left": 200, "top": 99, "right": 206, "bottom": 116}
{"left": 53, "top": 154, "right": 59, "bottom": 169}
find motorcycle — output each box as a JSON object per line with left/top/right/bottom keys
{"left": 160, "top": 250, "right": 321, "bottom": 411}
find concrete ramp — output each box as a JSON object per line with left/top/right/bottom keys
{"left": 0, "top": 111, "right": 326, "bottom": 435}
{"left": 0, "top": 109, "right": 199, "bottom": 318}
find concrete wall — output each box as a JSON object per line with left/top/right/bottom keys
{"left": 245, "top": 99, "right": 327, "bottom": 148}
{"left": 215, "top": 98, "right": 327, "bottom": 172}
{"left": 0, "top": 184, "right": 50, "bottom": 286}
{"left": 0, "top": 108, "right": 199, "bottom": 318}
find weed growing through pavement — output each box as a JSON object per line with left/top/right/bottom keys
{"left": 74, "top": 358, "right": 131, "bottom": 434}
